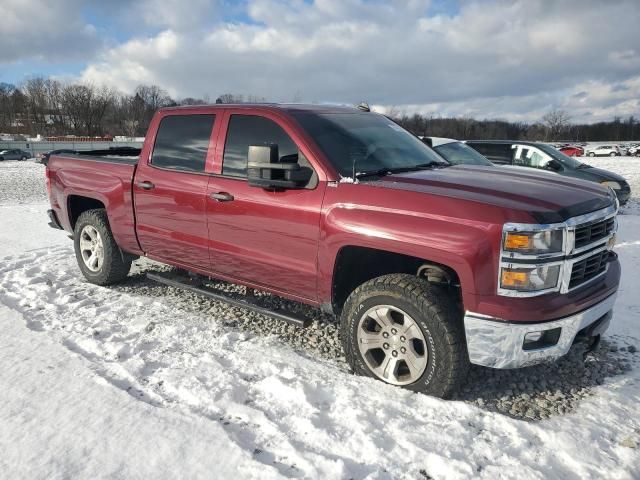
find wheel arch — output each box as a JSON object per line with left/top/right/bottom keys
{"left": 67, "top": 195, "right": 107, "bottom": 229}
{"left": 329, "top": 245, "right": 462, "bottom": 314}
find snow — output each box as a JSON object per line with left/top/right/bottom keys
{"left": 0, "top": 305, "right": 277, "bottom": 480}
{"left": 1, "top": 159, "right": 639, "bottom": 479}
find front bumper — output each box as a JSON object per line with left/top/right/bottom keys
{"left": 464, "top": 293, "right": 617, "bottom": 368}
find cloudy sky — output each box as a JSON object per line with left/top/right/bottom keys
{"left": 1, "top": 0, "right": 639, "bottom": 123}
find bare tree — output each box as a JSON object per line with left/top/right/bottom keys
{"left": 542, "top": 109, "right": 571, "bottom": 141}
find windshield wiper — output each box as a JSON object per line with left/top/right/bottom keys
{"left": 355, "top": 162, "right": 448, "bottom": 179}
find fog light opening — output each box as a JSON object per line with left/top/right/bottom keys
{"left": 523, "top": 327, "right": 562, "bottom": 351}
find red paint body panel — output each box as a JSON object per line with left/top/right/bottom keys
{"left": 46, "top": 104, "right": 620, "bottom": 323}
{"left": 47, "top": 157, "right": 142, "bottom": 255}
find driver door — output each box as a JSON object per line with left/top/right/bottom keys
{"left": 206, "top": 111, "right": 325, "bottom": 301}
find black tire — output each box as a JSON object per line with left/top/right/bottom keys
{"left": 73, "top": 209, "right": 132, "bottom": 285}
{"left": 588, "top": 152, "right": 595, "bottom": 157}
{"left": 340, "top": 274, "right": 468, "bottom": 398}
{"left": 20, "top": 156, "right": 27, "bottom": 160}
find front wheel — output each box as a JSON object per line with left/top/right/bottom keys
{"left": 610, "top": 152, "right": 617, "bottom": 157}
{"left": 73, "top": 209, "right": 132, "bottom": 285}
{"left": 340, "top": 274, "right": 468, "bottom": 398}
{"left": 20, "top": 156, "right": 27, "bottom": 160}
{"left": 588, "top": 152, "right": 595, "bottom": 157}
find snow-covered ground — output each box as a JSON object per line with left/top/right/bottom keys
{"left": 0, "top": 159, "right": 639, "bottom": 479}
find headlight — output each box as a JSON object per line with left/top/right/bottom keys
{"left": 500, "top": 264, "right": 561, "bottom": 292}
{"left": 601, "top": 181, "right": 621, "bottom": 190}
{"left": 503, "top": 229, "right": 564, "bottom": 254}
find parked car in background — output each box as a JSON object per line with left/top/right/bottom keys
{"left": 558, "top": 145, "right": 584, "bottom": 157}
{"left": 466, "top": 140, "right": 631, "bottom": 205}
{"left": 628, "top": 145, "right": 640, "bottom": 156}
{"left": 0, "top": 149, "right": 31, "bottom": 160}
{"left": 38, "top": 149, "right": 77, "bottom": 165}
{"left": 585, "top": 145, "right": 621, "bottom": 157}
{"left": 420, "top": 137, "right": 493, "bottom": 166}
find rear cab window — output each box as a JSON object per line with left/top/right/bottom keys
{"left": 151, "top": 114, "right": 215, "bottom": 172}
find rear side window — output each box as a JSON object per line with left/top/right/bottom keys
{"left": 151, "top": 114, "right": 215, "bottom": 172}
{"left": 468, "top": 143, "right": 513, "bottom": 164}
{"left": 222, "top": 115, "right": 301, "bottom": 178}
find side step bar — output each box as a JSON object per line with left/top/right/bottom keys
{"left": 146, "top": 272, "right": 311, "bottom": 328}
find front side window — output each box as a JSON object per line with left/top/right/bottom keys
{"left": 538, "top": 143, "right": 583, "bottom": 169}
{"left": 222, "top": 115, "right": 304, "bottom": 178}
{"left": 513, "top": 146, "right": 550, "bottom": 169}
{"left": 151, "top": 114, "right": 215, "bottom": 172}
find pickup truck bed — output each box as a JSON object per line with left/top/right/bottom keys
{"left": 47, "top": 148, "right": 142, "bottom": 255}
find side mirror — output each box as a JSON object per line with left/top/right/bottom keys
{"left": 544, "top": 159, "right": 563, "bottom": 172}
{"left": 247, "top": 145, "right": 312, "bottom": 189}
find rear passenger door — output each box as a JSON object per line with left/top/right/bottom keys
{"left": 206, "top": 112, "right": 325, "bottom": 301}
{"left": 134, "top": 113, "right": 218, "bottom": 267}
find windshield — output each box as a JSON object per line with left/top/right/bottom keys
{"left": 292, "top": 112, "right": 447, "bottom": 177}
{"left": 434, "top": 141, "right": 493, "bottom": 166}
{"left": 537, "top": 144, "right": 583, "bottom": 169}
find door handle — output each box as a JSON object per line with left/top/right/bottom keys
{"left": 210, "top": 192, "right": 234, "bottom": 202}
{"left": 137, "top": 181, "right": 155, "bottom": 190}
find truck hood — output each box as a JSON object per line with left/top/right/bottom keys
{"left": 373, "top": 165, "right": 615, "bottom": 223}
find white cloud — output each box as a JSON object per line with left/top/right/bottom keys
{"left": 0, "top": 0, "right": 101, "bottom": 63}
{"left": 76, "top": 0, "right": 640, "bottom": 122}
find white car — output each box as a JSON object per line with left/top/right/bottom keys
{"left": 628, "top": 145, "right": 640, "bottom": 156}
{"left": 585, "top": 145, "right": 621, "bottom": 157}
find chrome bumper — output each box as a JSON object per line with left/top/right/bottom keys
{"left": 464, "top": 293, "right": 617, "bottom": 368}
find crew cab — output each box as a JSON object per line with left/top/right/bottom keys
{"left": 46, "top": 104, "right": 621, "bottom": 398}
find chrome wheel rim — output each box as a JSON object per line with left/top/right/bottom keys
{"left": 79, "top": 225, "right": 104, "bottom": 272}
{"left": 356, "top": 305, "right": 428, "bottom": 386}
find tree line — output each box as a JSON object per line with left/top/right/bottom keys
{"left": 0, "top": 77, "right": 637, "bottom": 141}
{"left": 389, "top": 108, "right": 638, "bottom": 142}
{"left": 0, "top": 78, "right": 262, "bottom": 138}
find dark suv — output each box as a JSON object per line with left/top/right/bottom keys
{"left": 466, "top": 140, "right": 631, "bottom": 205}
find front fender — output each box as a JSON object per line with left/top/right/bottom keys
{"left": 317, "top": 197, "right": 504, "bottom": 308}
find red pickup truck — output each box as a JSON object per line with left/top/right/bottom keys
{"left": 46, "top": 104, "right": 620, "bottom": 398}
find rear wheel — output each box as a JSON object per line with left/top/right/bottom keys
{"left": 588, "top": 152, "right": 595, "bottom": 157}
{"left": 610, "top": 152, "right": 617, "bottom": 157}
{"left": 20, "top": 156, "right": 27, "bottom": 160}
{"left": 341, "top": 274, "right": 468, "bottom": 398}
{"left": 73, "top": 209, "right": 132, "bottom": 285}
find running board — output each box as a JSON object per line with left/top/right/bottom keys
{"left": 146, "top": 272, "right": 311, "bottom": 328}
